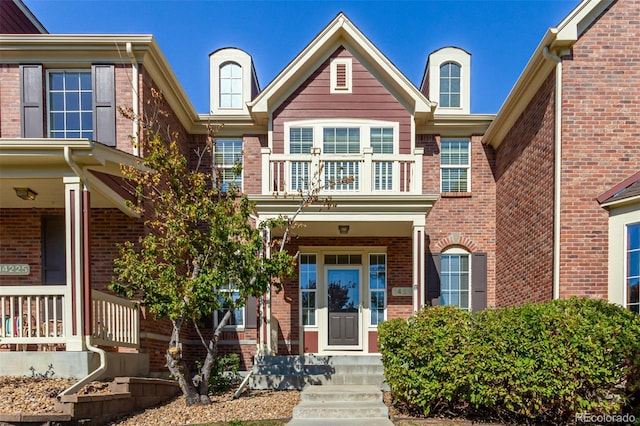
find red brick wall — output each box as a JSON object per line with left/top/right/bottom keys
{"left": 271, "top": 236, "right": 412, "bottom": 355}
{"left": 0, "top": 64, "right": 20, "bottom": 138}
{"left": 494, "top": 73, "right": 556, "bottom": 306}
{"left": 558, "top": 0, "right": 640, "bottom": 298}
{"left": 420, "top": 134, "right": 497, "bottom": 307}
{"left": 242, "top": 135, "right": 266, "bottom": 195}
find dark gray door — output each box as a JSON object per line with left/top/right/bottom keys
{"left": 327, "top": 268, "right": 360, "bottom": 346}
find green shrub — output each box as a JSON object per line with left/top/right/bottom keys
{"left": 379, "top": 298, "right": 640, "bottom": 423}
{"left": 208, "top": 353, "right": 240, "bottom": 393}
{"left": 378, "top": 306, "right": 472, "bottom": 415}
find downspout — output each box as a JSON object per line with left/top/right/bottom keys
{"left": 126, "top": 42, "right": 140, "bottom": 157}
{"left": 543, "top": 46, "right": 562, "bottom": 300}
{"left": 59, "top": 148, "right": 107, "bottom": 398}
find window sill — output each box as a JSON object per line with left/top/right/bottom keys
{"left": 441, "top": 192, "right": 472, "bottom": 198}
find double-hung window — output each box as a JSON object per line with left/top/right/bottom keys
{"left": 627, "top": 223, "right": 640, "bottom": 313}
{"left": 323, "top": 128, "right": 360, "bottom": 191}
{"left": 289, "top": 128, "right": 313, "bottom": 191}
{"left": 216, "top": 283, "right": 244, "bottom": 328}
{"left": 441, "top": 138, "right": 470, "bottom": 192}
{"left": 371, "top": 128, "right": 394, "bottom": 191}
{"left": 369, "top": 254, "right": 386, "bottom": 326}
{"left": 440, "top": 250, "right": 470, "bottom": 311}
{"left": 48, "top": 71, "right": 93, "bottom": 139}
{"left": 214, "top": 138, "right": 243, "bottom": 192}
{"left": 440, "top": 62, "right": 461, "bottom": 108}
{"left": 219, "top": 62, "right": 242, "bottom": 109}
{"left": 300, "top": 254, "right": 317, "bottom": 326}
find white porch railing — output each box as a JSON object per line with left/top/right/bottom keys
{"left": 91, "top": 289, "right": 139, "bottom": 348}
{"left": 262, "top": 147, "right": 424, "bottom": 195}
{"left": 0, "top": 286, "right": 139, "bottom": 349}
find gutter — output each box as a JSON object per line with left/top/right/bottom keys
{"left": 542, "top": 46, "right": 565, "bottom": 300}
{"left": 126, "top": 42, "right": 140, "bottom": 157}
{"left": 58, "top": 336, "right": 107, "bottom": 398}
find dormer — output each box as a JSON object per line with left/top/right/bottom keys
{"left": 421, "top": 47, "right": 471, "bottom": 115}
{"left": 209, "top": 47, "right": 259, "bottom": 115}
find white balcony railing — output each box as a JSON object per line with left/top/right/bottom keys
{"left": 262, "top": 147, "right": 424, "bottom": 195}
{"left": 0, "top": 286, "right": 139, "bottom": 350}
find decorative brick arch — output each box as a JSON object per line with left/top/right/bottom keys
{"left": 434, "top": 233, "right": 480, "bottom": 253}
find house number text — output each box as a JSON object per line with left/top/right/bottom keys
{"left": 0, "top": 264, "right": 30, "bottom": 275}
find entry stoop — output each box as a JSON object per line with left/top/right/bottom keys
{"left": 250, "top": 354, "right": 388, "bottom": 391}
{"left": 286, "top": 385, "right": 393, "bottom": 426}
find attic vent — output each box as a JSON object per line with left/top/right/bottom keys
{"left": 330, "top": 58, "right": 352, "bottom": 93}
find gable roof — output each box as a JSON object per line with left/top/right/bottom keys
{"left": 247, "top": 12, "right": 436, "bottom": 126}
{"left": 0, "top": 0, "right": 47, "bottom": 34}
{"left": 483, "top": 0, "right": 615, "bottom": 148}
{"left": 597, "top": 171, "right": 640, "bottom": 208}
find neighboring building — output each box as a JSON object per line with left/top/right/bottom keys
{"left": 484, "top": 0, "right": 640, "bottom": 312}
{"left": 0, "top": 0, "right": 637, "bottom": 379}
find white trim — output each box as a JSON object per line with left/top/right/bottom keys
{"left": 330, "top": 58, "right": 352, "bottom": 93}
{"left": 440, "top": 137, "right": 471, "bottom": 193}
{"left": 608, "top": 204, "right": 640, "bottom": 307}
{"left": 426, "top": 48, "right": 471, "bottom": 115}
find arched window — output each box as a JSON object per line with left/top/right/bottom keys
{"left": 440, "top": 247, "right": 470, "bottom": 311}
{"left": 219, "top": 62, "right": 242, "bottom": 108}
{"left": 439, "top": 62, "right": 461, "bottom": 108}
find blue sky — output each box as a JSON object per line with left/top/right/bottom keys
{"left": 24, "top": 0, "right": 578, "bottom": 115}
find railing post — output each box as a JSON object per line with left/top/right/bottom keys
{"left": 261, "top": 147, "right": 271, "bottom": 194}
{"left": 413, "top": 147, "right": 424, "bottom": 194}
{"left": 311, "top": 147, "right": 322, "bottom": 191}
{"left": 362, "top": 147, "right": 373, "bottom": 193}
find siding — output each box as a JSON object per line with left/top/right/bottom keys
{"left": 272, "top": 46, "right": 412, "bottom": 154}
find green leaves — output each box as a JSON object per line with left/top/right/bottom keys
{"left": 378, "top": 298, "right": 640, "bottom": 422}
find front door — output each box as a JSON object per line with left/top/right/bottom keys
{"left": 327, "top": 267, "right": 360, "bottom": 346}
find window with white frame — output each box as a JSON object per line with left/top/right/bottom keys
{"left": 219, "top": 62, "right": 242, "bottom": 108}
{"left": 48, "top": 71, "right": 93, "bottom": 139}
{"left": 371, "top": 128, "right": 394, "bottom": 191}
{"left": 289, "top": 128, "right": 313, "bottom": 191}
{"left": 214, "top": 138, "right": 242, "bottom": 192}
{"left": 369, "top": 254, "right": 386, "bottom": 326}
{"left": 216, "top": 283, "right": 244, "bottom": 328}
{"left": 627, "top": 223, "right": 640, "bottom": 313}
{"left": 440, "top": 62, "right": 461, "bottom": 108}
{"left": 440, "top": 248, "right": 470, "bottom": 311}
{"left": 300, "top": 254, "right": 317, "bottom": 326}
{"left": 324, "top": 128, "right": 360, "bottom": 191}
{"left": 440, "top": 138, "right": 470, "bottom": 192}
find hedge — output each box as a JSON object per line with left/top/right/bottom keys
{"left": 378, "top": 298, "right": 640, "bottom": 423}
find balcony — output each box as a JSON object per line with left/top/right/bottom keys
{"left": 262, "top": 147, "right": 424, "bottom": 195}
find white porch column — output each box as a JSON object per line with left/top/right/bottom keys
{"left": 263, "top": 225, "right": 273, "bottom": 355}
{"left": 261, "top": 147, "right": 271, "bottom": 194}
{"left": 64, "top": 176, "right": 87, "bottom": 351}
{"left": 412, "top": 223, "right": 425, "bottom": 313}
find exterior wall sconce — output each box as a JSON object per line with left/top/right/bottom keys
{"left": 338, "top": 225, "right": 350, "bottom": 235}
{"left": 14, "top": 187, "right": 37, "bottom": 201}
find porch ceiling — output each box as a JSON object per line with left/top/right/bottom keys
{"left": 0, "top": 139, "right": 143, "bottom": 216}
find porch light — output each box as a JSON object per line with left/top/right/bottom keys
{"left": 14, "top": 187, "right": 37, "bottom": 201}
{"left": 338, "top": 225, "right": 350, "bottom": 235}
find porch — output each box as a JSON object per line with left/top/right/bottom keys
{"left": 0, "top": 285, "right": 146, "bottom": 378}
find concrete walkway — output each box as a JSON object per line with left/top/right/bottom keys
{"left": 286, "top": 384, "right": 394, "bottom": 426}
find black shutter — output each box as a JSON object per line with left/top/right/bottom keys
{"left": 425, "top": 253, "right": 441, "bottom": 306}
{"left": 472, "top": 252, "right": 487, "bottom": 313}
{"left": 92, "top": 64, "right": 116, "bottom": 146}
{"left": 20, "top": 64, "right": 44, "bottom": 138}
{"left": 245, "top": 295, "right": 257, "bottom": 329}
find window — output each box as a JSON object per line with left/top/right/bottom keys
{"left": 369, "top": 254, "right": 386, "bottom": 326}
{"left": 289, "top": 128, "right": 313, "bottom": 154}
{"left": 219, "top": 62, "right": 242, "bottom": 108}
{"left": 300, "top": 255, "right": 317, "bottom": 326}
{"left": 330, "top": 58, "right": 352, "bottom": 93}
{"left": 324, "top": 128, "right": 360, "bottom": 191}
{"left": 627, "top": 223, "right": 640, "bottom": 313}
{"left": 440, "top": 251, "right": 470, "bottom": 311}
{"left": 214, "top": 139, "right": 242, "bottom": 191}
{"left": 323, "top": 128, "right": 360, "bottom": 154}
{"left": 440, "top": 62, "right": 461, "bottom": 108}
{"left": 440, "top": 138, "right": 470, "bottom": 192}
{"left": 216, "top": 283, "right": 244, "bottom": 327}
{"left": 370, "top": 128, "right": 393, "bottom": 154}
{"left": 371, "top": 128, "right": 394, "bottom": 191}
{"left": 48, "top": 71, "right": 93, "bottom": 139}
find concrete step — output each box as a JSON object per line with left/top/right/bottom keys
{"left": 301, "top": 384, "right": 382, "bottom": 402}
{"left": 293, "top": 400, "right": 389, "bottom": 419}
{"left": 287, "top": 419, "right": 393, "bottom": 426}
{"left": 253, "top": 363, "right": 383, "bottom": 376}
{"left": 250, "top": 373, "right": 389, "bottom": 390}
